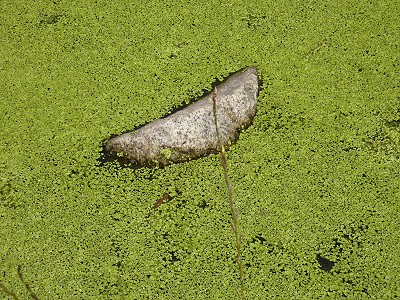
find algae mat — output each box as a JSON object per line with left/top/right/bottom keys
{"left": 1, "top": 0, "right": 399, "bottom": 299}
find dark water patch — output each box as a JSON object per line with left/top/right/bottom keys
{"left": 39, "top": 14, "right": 65, "bottom": 25}
{"left": 316, "top": 254, "right": 335, "bottom": 272}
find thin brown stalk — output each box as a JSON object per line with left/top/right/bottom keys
{"left": 0, "top": 282, "right": 20, "bottom": 300}
{"left": 17, "top": 265, "right": 40, "bottom": 300}
{"left": 212, "top": 88, "right": 245, "bottom": 299}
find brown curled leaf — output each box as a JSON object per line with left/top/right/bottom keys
{"left": 147, "top": 193, "right": 170, "bottom": 217}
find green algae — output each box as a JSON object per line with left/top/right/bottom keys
{"left": 1, "top": 0, "right": 400, "bottom": 299}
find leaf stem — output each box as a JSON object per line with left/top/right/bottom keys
{"left": 212, "top": 88, "right": 245, "bottom": 299}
